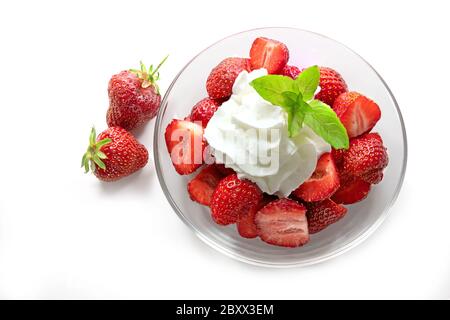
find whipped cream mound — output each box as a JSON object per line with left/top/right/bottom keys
{"left": 204, "top": 69, "right": 330, "bottom": 197}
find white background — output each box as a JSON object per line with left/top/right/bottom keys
{"left": 0, "top": 0, "right": 449, "bottom": 299}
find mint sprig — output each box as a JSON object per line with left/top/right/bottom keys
{"left": 250, "top": 66, "right": 349, "bottom": 149}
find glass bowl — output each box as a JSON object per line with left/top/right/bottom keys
{"left": 154, "top": 27, "right": 407, "bottom": 267}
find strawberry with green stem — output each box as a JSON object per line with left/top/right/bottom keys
{"left": 81, "top": 127, "right": 111, "bottom": 173}
{"left": 107, "top": 56, "right": 168, "bottom": 131}
{"left": 81, "top": 127, "right": 148, "bottom": 181}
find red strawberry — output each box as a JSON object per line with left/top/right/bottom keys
{"left": 210, "top": 174, "right": 262, "bottom": 225}
{"left": 281, "top": 65, "right": 301, "bottom": 79}
{"left": 333, "top": 92, "right": 381, "bottom": 138}
{"left": 331, "top": 148, "right": 346, "bottom": 170}
{"left": 237, "top": 195, "right": 276, "bottom": 239}
{"left": 107, "top": 58, "right": 167, "bottom": 131}
{"left": 206, "top": 58, "right": 250, "bottom": 99}
{"left": 255, "top": 198, "right": 309, "bottom": 248}
{"left": 314, "top": 67, "right": 348, "bottom": 106}
{"left": 331, "top": 174, "right": 371, "bottom": 204}
{"left": 189, "top": 98, "right": 221, "bottom": 128}
{"left": 249, "top": 37, "right": 289, "bottom": 74}
{"left": 165, "top": 119, "right": 206, "bottom": 175}
{"left": 306, "top": 199, "right": 348, "bottom": 234}
{"left": 343, "top": 133, "right": 388, "bottom": 184}
{"left": 187, "top": 165, "right": 224, "bottom": 206}
{"left": 361, "top": 169, "right": 384, "bottom": 184}
{"left": 214, "top": 163, "right": 235, "bottom": 176}
{"left": 292, "top": 153, "right": 340, "bottom": 202}
{"left": 81, "top": 127, "right": 148, "bottom": 181}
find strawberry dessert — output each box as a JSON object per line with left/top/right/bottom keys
{"left": 164, "top": 37, "right": 388, "bottom": 248}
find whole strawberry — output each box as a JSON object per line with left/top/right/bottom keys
{"left": 343, "top": 133, "right": 388, "bottom": 184}
{"left": 190, "top": 97, "right": 222, "bottom": 128}
{"left": 315, "top": 67, "right": 348, "bottom": 106}
{"left": 306, "top": 199, "right": 347, "bottom": 234}
{"left": 210, "top": 174, "right": 262, "bottom": 225}
{"left": 206, "top": 57, "right": 250, "bottom": 99}
{"left": 281, "top": 65, "right": 301, "bottom": 79}
{"left": 107, "top": 57, "right": 167, "bottom": 131}
{"left": 331, "top": 174, "right": 371, "bottom": 204}
{"left": 81, "top": 127, "right": 148, "bottom": 181}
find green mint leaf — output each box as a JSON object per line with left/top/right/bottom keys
{"left": 295, "top": 65, "right": 320, "bottom": 101}
{"left": 303, "top": 100, "right": 349, "bottom": 149}
{"left": 282, "top": 92, "right": 308, "bottom": 137}
{"left": 250, "top": 75, "right": 298, "bottom": 107}
{"left": 281, "top": 91, "right": 298, "bottom": 107}
{"left": 251, "top": 74, "right": 347, "bottom": 145}
{"left": 290, "top": 107, "right": 305, "bottom": 137}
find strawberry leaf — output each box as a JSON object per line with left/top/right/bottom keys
{"left": 81, "top": 127, "right": 112, "bottom": 174}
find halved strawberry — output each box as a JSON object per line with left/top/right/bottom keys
{"left": 214, "top": 163, "right": 235, "bottom": 176}
{"left": 331, "top": 175, "right": 371, "bottom": 204}
{"left": 292, "top": 153, "right": 340, "bottom": 202}
{"left": 190, "top": 98, "right": 222, "bottom": 128}
{"left": 255, "top": 198, "right": 309, "bottom": 248}
{"left": 343, "top": 133, "right": 388, "bottom": 182}
{"left": 306, "top": 199, "right": 348, "bottom": 234}
{"left": 331, "top": 148, "right": 346, "bottom": 170}
{"left": 281, "top": 65, "right": 301, "bottom": 79}
{"left": 249, "top": 37, "right": 289, "bottom": 74}
{"left": 187, "top": 165, "right": 224, "bottom": 206}
{"left": 315, "top": 67, "right": 348, "bottom": 106}
{"left": 333, "top": 92, "right": 381, "bottom": 138}
{"left": 206, "top": 58, "right": 250, "bottom": 99}
{"left": 210, "top": 174, "right": 262, "bottom": 225}
{"left": 165, "top": 119, "right": 206, "bottom": 175}
{"left": 237, "top": 195, "right": 276, "bottom": 239}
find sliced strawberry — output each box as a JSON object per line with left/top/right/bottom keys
{"left": 292, "top": 153, "right": 340, "bottom": 202}
{"left": 333, "top": 92, "right": 381, "bottom": 138}
{"left": 206, "top": 58, "right": 250, "bottom": 99}
{"left": 237, "top": 195, "right": 275, "bottom": 239}
{"left": 165, "top": 119, "right": 206, "bottom": 175}
{"left": 214, "top": 163, "right": 235, "bottom": 176}
{"left": 187, "top": 165, "right": 224, "bottom": 206}
{"left": 331, "top": 148, "right": 346, "bottom": 171}
{"left": 255, "top": 198, "right": 309, "bottom": 248}
{"left": 314, "top": 67, "right": 348, "bottom": 106}
{"left": 331, "top": 175, "right": 371, "bottom": 204}
{"left": 306, "top": 199, "right": 348, "bottom": 234}
{"left": 210, "top": 174, "right": 262, "bottom": 225}
{"left": 343, "top": 133, "right": 388, "bottom": 180}
{"left": 249, "top": 37, "right": 289, "bottom": 74}
{"left": 281, "top": 65, "right": 301, "bottom": 79}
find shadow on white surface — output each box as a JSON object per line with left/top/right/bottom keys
{"left": 130, "top": 121, "right": 155, "bottom": 149}
{"left": 97, "top": 168, "right": 153, "bottom": 195}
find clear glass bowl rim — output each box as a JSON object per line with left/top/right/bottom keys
{"left": 153, "top": 27, "right": 408, "bottom": 268}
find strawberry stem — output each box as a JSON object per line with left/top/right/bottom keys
{"left": 150, "top": 55, "right": 168, "bottom": 77}
{"left": 129, "top": 55, "right": 169, "bottom": 93}
{"left": 81, "top": 127, "right": 112, "bottom": 174}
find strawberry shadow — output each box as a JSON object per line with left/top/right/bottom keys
{"left": 97, "top": 167, "right": 153, "bottom": 195}
{"left": 130, "top": 121, "right": 155, "bottom": 151}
